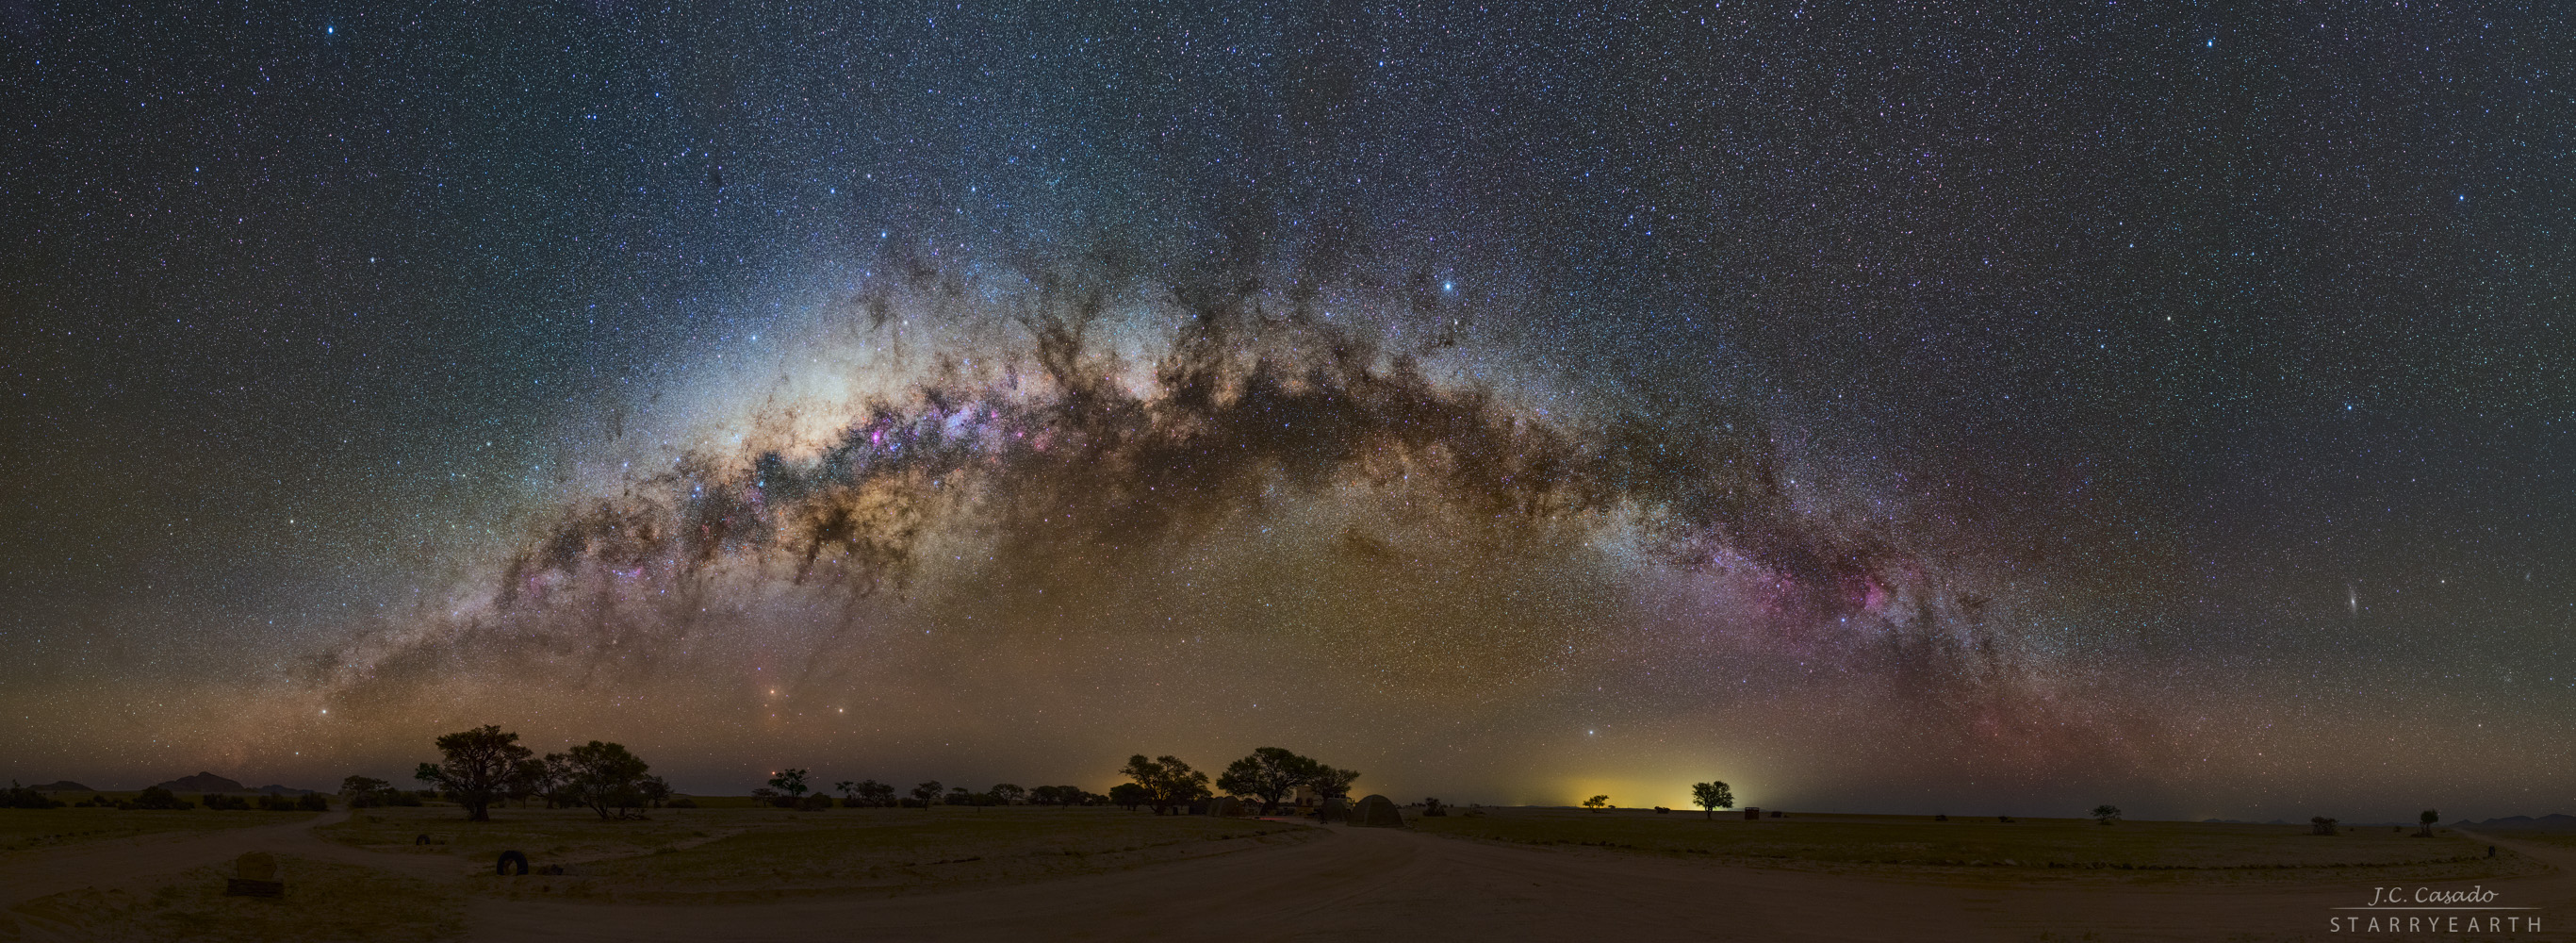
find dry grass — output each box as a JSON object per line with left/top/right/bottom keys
{"left": 0, "top": 854, "right": 463, "bottom": 943}
{"left": 318, "top": 805, "right": 1318, "bottom": 903}
{"left": 0, "top": 809, "right": 316, "bottom": 854}
{"left": 1413, "top": 809, "right": 2547, "bottom": 883}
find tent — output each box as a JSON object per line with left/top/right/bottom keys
{"left": 1351, "top": 794, "right": 1406, "bottom": 829}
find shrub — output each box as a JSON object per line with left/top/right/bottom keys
{"left": 297, "top": 793, "right": 330, "bottom": 811}
{"left": 666, "top": 797, "right": 698, "bottom": 809}
{"left": 131, "top": 786, "right": 192, "bottom": 810}
{"left": 257, "top": 794, "right": 300, "bottom": 812}
{"left": 1, "top": 783, "right": 63, "bottom": 809}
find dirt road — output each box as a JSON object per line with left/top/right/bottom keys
{"left": 8, "top": 814, "right": 2566, "bottom": 940}
{"left": 469, "top": 822, "right": 2573, "bottom": 942}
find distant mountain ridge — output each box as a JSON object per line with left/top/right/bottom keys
{"left": 153, "top": 771, "right": 245, "bottom": 793}
{"left": 2451, "top": 814, "right": 2576, "bottom": 833}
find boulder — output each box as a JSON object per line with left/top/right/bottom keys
{"left": 224, "top": 852, "right": 285, "bottom": 898}
{"left": 1351, "top": 794, "right": 1406, "bottom": 829}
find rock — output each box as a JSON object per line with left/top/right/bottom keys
{"left": 224, "top": 852, "right": 286, "bottom": 898}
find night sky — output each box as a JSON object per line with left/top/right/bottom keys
{"left": 5, "top": 2, "right": 2570, "bottom": 820}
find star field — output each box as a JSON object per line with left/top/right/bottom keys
{"left": 3, "top": 2, "right": 2570, "bottom": 819}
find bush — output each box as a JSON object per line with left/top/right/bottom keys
{"left": 130, "top": 786, "right": 192, "bottom": 810}
{"left": 257, "top": 794, "right": 301, "bottom": 812}
{"left": 1, "top": 783, "right": 63, "bottom": 809}
{"left": 798, "top": 793, "right": 834, "bottom": 812}
{"left": 666, "top": 797, "right": 697, "bottom": 809}
{"left": 297, "top": 793, "right": 330, "bottom": 811}
{"left": 202, "top": 794, "right": 253, "bottom": 811}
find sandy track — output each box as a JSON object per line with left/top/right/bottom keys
{"left": 466, "top": 822, "right": 2573, "bottom": 942}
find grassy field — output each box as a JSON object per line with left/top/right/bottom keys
{"left": 0, "top": 808, "right": 318, "bottom": 854}
{"left": 320, "top": 805, "right": 1319, "bottom": 902}
{"left": 1, "top": 854, "right": 462, "bottom": 943}
{"left": 1413, "top": 808, "right": 2545, "bottom": 882}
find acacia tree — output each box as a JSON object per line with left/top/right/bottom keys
{"left": 564, "top": 740, "right": 654, "bottom": 820}
{"left": 910, "top": 781, "right": 943, "bottom": 808}
{"left": 414, "top": 725, "right": 533, "bottom": 821}
{"left": 769, "top": 769, "right": 811, "bottom": 801}
{"left": 2419, "top": 809, "right": 2439, "bottom": 837}
{"left": 1108, "top": 783, "right": 1149, "bottom": 811}
{"left": 991, "top": 784, "right": 1026, "bottom": 805}
{"left": 1121, "top": 754, "right": 1210, "bottom": 815}
{"left": 1691, "top": 781, "right": 1734, "bottom": 819}
{"left": 1216, "top": 747, "right": 1321, "bottom": 815}
{"left": 1309, "top": 765, "right": 1361, "bottom": 808}
{"left": 857, "top": 780, "right": 895, "bottom": 806}
{"left": 507, "top": 757, "right": 555, "bottom": 808}
{"left": 1583, "top": 795, "right": 1610, "bottom": 812}
{"left": 2091, "top": 804, "right": 2122, "bottom": 825}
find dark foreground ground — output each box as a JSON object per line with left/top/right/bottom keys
{"left": 1, "top": 804, "right": 2565, "bottom": 941}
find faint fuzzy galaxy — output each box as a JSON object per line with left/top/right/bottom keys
{"left": 4, "top": 2, "right": 2572, "bottom": 819}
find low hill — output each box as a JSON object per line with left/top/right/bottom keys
{"left": 153, "top": 772, "right": 246, "bottom": 793}
{"left": 2450, "top": 814, "right": 2576, "bottom": 833}
{"left": 29, "top": 781, "right": 92, "bottom": 792}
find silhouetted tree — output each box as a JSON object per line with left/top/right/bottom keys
{"left": 340, "top": 775, "right": 402, "bottom": 808}
{"left": 2092, "top": 804, "right": 2122, "bottom": 825}
{"left": 1108, "top": 783, "right": 1149, "bottom": 811}
{"left": 1583, "top": 795, "right": 1610, "bottom": 812}
{"left": 1122, "top": 754, "right": 1210, "bottom": 815}
{"left": 910, "top": 781, "right": 943, "bottom": 808}
{"left": 1216, "top": 747, "right": 1321, "bottom": 815}
{"left": 1309, "top": 765, "right": 1361, "bottom": 808}
{"left": 769, "top": 769, "right": 811, "bottom": 801}
{"left": 559, "top": 741, "right": 654, "bottom": 819}
{"left": 856, "top": 780, "right": 895, "bottom": 807}
{"left": 1691, "top": 781, "right": 1733, "bottom": 820}
{"left": 2419, "top": 809, "right": 2439, "bottom": 837}
{"left": 415, "top": 725, "right": 533, "bottom": 821}
{"left": 1030, "top": 785, "right": 1088, "bottom": 806}
{"left": 2311, "top": 816, "right": 2339, "bottom": 835}
{"left": 506, "top": 757, "right": 554, "bottom": 808}
{"left": 1, "top": 782, "right": 61, "bottom": 809}
{"left": 991, "top": 784, "right": 1026, "bottom": 804}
